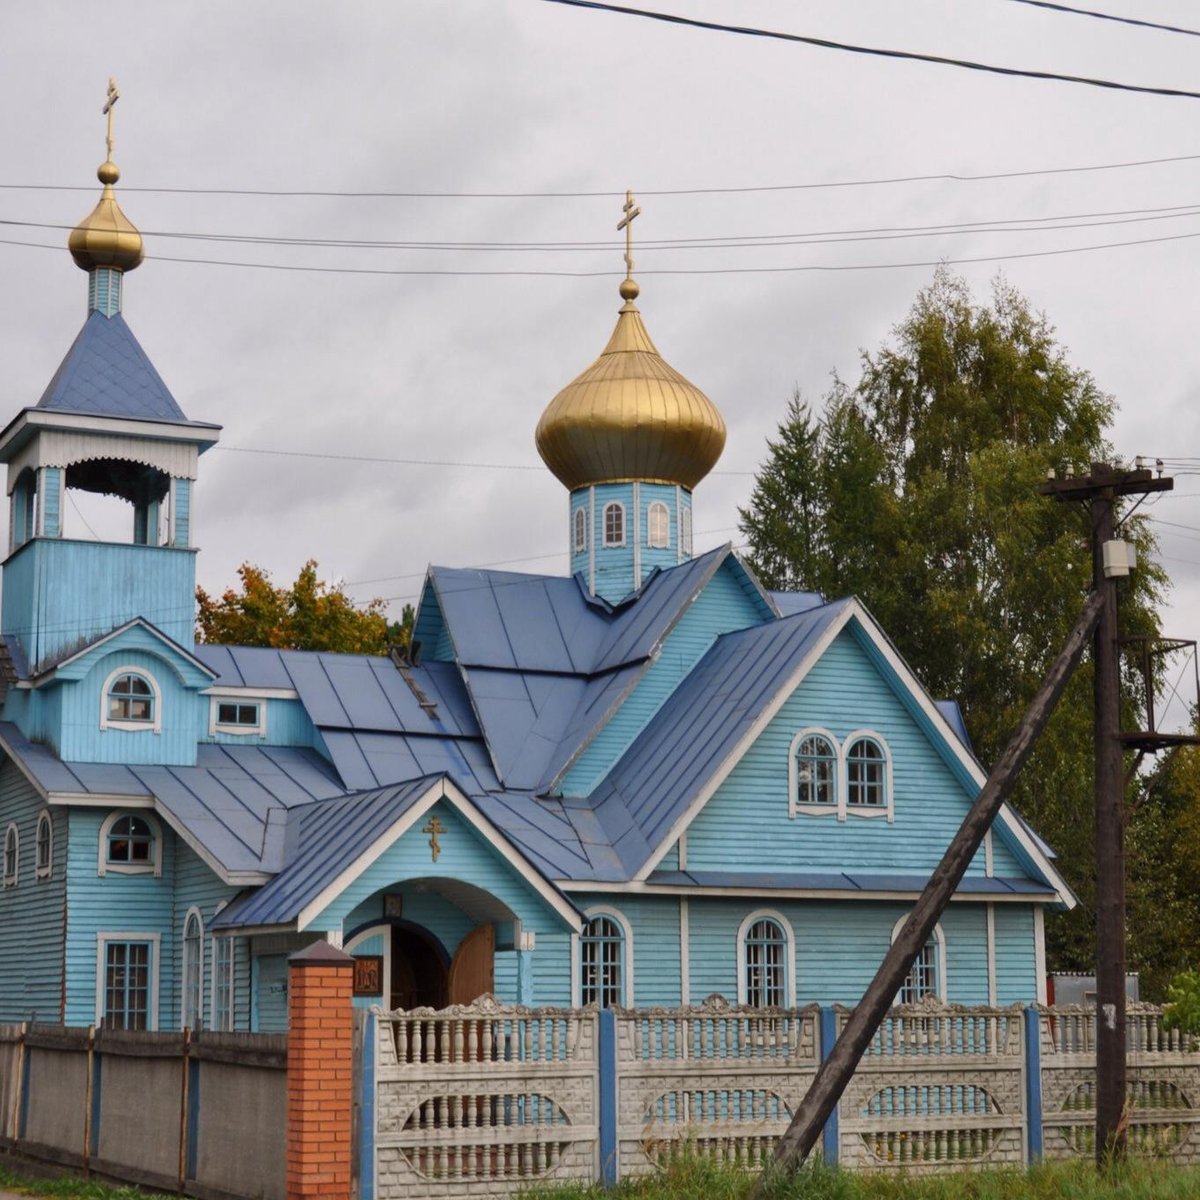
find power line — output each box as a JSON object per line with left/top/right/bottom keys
{"left": 9, "top": 223, "right": 1200, "bottom": 277}
{"left": 1006, "top": 0, "right": 1200, "bottom": 38}
{"left": 5, "top": 152, "right": 1200, "bottom": 199}
{"left": 540, "top": 0, "right": 1200, "bottom": 100}
{"left": 8, "top": 199, "right": 1200, "bottom": 253}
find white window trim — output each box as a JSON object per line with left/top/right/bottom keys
{"left": 209, "top": 696, "right": 267, "bottom": 737}
{"left": 573, "top": 506, "right": 588, "bottom": 554}
{"left": 182, "top": 906, "right": 205, "bottom": 1030}
{"left": 737, "top": 909, "right": 796, "bottom": 1007}
{"left": 99, "top": 664, "right": 163, "bottom": 734}
{"left": 788, "top": 727, "right": 841, "bottom": 819}
{"left": 97, "top": 810, "right": 163, "bottom": 878}
{"left": 210, "top": 932, "right": 237, "bottom": 1032}
{"left": 602, "top": 501, "right": 627, "bottom": 549}
{"left": 646, "top": 501, "right": 670, "bottom": 549}
{"left": 890, "top": 915, "right": 947, "bottom": 1002}
{"left": 96, "top": 931, "right": 161, "bottom": 1030}
{"left": 577, "top": 905, "right": 634, "bottom": 1006}
{"left": 843, "top": 729, "right": 894, "bottom": 822}
{"left": 3, "top": 823, "right": 18, "bottom": 887}
{"left": 35, "top": 811, "right": 52, "bottom": 880}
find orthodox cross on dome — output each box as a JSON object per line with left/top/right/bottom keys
{"left": 617, "top": 189, "right": 641, "bottom": 280}
{"left": 102, "top": 78, "right": 120, "bottom": 163}
{"left": 422, "top": 815, "right": 445, "bottom": 863}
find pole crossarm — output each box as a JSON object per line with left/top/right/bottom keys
{"left": 758, "top": 588, "right": 1105, "bottom": 1183}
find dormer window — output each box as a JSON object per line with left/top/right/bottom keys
{"left": 603, "top": 502, "right": 625, "bottom": 547}
{"left": 210, "top": 697, "right": 265, "bottom": 737}
{"left": 573, "top": 507, "right": 588, "bottom": 553}
{"left": 100, "top": 666, "right": 162, "bottom": 733}
{"left": 647, "top": 501, "right": 670, "bottom": 548}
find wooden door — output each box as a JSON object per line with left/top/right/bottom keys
{"left": 447, "top": 924, "right": 494, "bottom": 1005}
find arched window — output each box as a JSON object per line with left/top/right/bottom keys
{"left": 573, "top": 507, "right": 588, "bottom": 553}
{"left": 182, "top": 909, "right": 204, "bottom": 1030}
{"left": 35, "top": 812, "right": 52, "bottom": 880}
{"left": 740, "top": 914, "right": 790, "bottom": 1008}
{"left": 680, "top": 506, "right": 693, "bottom": 556}
{"left": 846, "top": 737, "right": 886, "bottom": 809}
{"left": 603, "top": 502, "right": 625, "bottom": 547}
{"left": 791, "top": 731, "right": 837, "bottom": 812}
{"left": 3, "top": 824, "right": 18, "bottom": 887}
{"left": 892, "top": 918, "right": 946, "bottom": 1003}
{"left": 99, "top": 812, "right": 162, "bottom": 877}
{"left": 647, "top": 502, "right": 670, "bottom": 548}
{"left": 580, "top": 913, "right": 627, "bottom": 1007}
{"left": 101, "top": 666, "right": 162, "bottom": 733}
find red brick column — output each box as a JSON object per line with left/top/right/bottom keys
{"left": 287, "top": 941, "right": 354, "bottom": 1200}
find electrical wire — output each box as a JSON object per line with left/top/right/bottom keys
{"left": 1006, "top": 0, "right": 1200, "bottom": 38}
{"left": 540, "top": 0, "right": 1200, "bottom": 100}
{"left": 6, "top": 152, "right": 1200, "bottom": 200}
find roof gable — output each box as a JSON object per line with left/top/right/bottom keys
{"left": 37, "top": 311, "right": 191, "bottom": 424}
{"left": 38, "top": 618, "right": 216, "bottom": 687}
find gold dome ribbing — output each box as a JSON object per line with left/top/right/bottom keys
{"left": 535, "top": 194, "right": 725, "bottom": 491}
{"left": 68, "top": 79, "right": 144, "bottom": 273}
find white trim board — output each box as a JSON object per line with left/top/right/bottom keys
{"left": 558, "top": 878, "right": 1057, "bottom": 904}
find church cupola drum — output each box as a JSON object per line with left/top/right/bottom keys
{"left": 535, "top": 193, "right": 726, "bottom": 603}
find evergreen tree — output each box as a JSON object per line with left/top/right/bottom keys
{"left": 739, "top": 269, "right": 1174, "bottom": 984}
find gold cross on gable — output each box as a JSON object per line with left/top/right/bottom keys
{"left": 616, "top": 189, "right": 641, "bottom": 279}
{"left": 102, "top": 78, "right": 120, "bottom": 161}
{"left": 422, "top": 816, "right": 445, "bottom": 862}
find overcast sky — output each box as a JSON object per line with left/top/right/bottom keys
{"left": 6, "top": 1, "right": 1200, "bottom": 722}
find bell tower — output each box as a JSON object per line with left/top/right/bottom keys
{"left": 0, "top": 82, "right": 220, "bottom": 672}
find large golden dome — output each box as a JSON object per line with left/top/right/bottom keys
{"left": 536, "top": 277, "right": 726, "bottom": 491}
{"left": 68, "top": 158, "right": 144, "bottom": 273}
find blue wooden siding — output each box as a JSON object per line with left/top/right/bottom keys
{"left": 1, "top": 538, "right": 197, "bottom": 672}
{"left": 55, "top": 648, "right": 206, "bottom": 766}
{"left": 680, "top": 898, "right": 1025, "bottom": 1007}
{"left": 172, "top": 479, "right": 191, "bottom": 548}
{"left": 341, "top": 888, "right": 476, "bottom": 963}
{"left": 685, "top": 629, "right": 1009, "bottom": 881}
{"left": 590, "top": 483, "right": 637, "bottom": 603}
{"left": 253, "top": 954, "right": 290, "bottom": 1032}
{"left": 561, "top": 560, "right": 766, "bottom": 796}
{"left": 64, "top": 807, "right": 176, "bottom": 1027}
{"left": 494, "top": 950, "right": 519, "bottom": 1002}
{"left": 304, "top": 801, "right": 568, "bottom": 938}
{"left": 413, "top": 586, "right": 454, "bottom": 662}
{"left": 0, "top": 764, "right": 66, "bottom": 1022}
{"left": 529, "top": 932, "right": 573, "bottom": 1006}
{"left": 203, "top": 697, "right": 314, "bottom": 747}
{"left": 639, "top": 483, "right": 685, "bottom": 577}
{"left": 993, "top": 905, "right": 1037, "bottom": 1004}
{"left": 40, "top": 468, "right": 62, "bottom": 538}
{"left": 569, "top": 489, "right": 591, "bottom": 581}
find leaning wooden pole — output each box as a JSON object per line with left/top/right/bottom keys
{"left": 759, "top": 588, "right": 1105, "bottom": 1183}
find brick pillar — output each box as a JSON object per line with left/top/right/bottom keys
{"left": 287, "top": 942, "right": 354, "bottom": 1200}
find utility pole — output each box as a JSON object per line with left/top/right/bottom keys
{"left": 1039, "top": 461, "right": 1172, "bottom": 1163}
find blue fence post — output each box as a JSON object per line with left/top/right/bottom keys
{"left": 185, "top": 1049, "right": 200, "bottom": 1182}
{"left": 1024, "top": 1005, "right": 1043, "bottom": 1163}
{"left": 598, "top": 1008, "right": 618, "bottom": 1186}
{"left": 819, "top": 1007, "right": 839, "bottom": 1166}
{"left": 360, "top": 1012, "right": 377, "bottom": 1200}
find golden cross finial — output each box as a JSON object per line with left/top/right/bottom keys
{"left": 422, "top": 815, "right": 445, "bottom": 863}
{"left": 616, "top": 189, "right": 641, "bottom": 279}
{"left": 102, "top": 78, "right": 120, "bottom": 163}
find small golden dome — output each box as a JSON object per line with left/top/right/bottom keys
{"left": 68, "top": 159, "right": 144, "bottom": 273}
{"left": 536, "top": 282, "right": 726, "bottom": 491}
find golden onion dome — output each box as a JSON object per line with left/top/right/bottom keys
{"left": 536, "top": 276, "right": 726, "bottom": 491}
{"left": 68, "top": 157, "right": 144, "bottom": 273}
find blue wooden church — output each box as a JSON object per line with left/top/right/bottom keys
{"left": 0, "top": 137, "right": 1073, "bottom": 1034}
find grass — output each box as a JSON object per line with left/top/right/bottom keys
{"left": 0, "top": 1163, "right": 171, "bottom": 1200}
{"left": 522, "top": 1155, "right": 1200, "bottom": 1200}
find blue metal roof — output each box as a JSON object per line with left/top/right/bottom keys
{"left": 644, "top": 869, "right": 1057, "bottom": 896}
{"left": 212, "top": 776, "right": 443, "bottom": 929}
{"left": 934, "top": 699, "right": 974, "bottom": 753}
{"left": 36, "top": 311, "right": 203, "bottom": 426}
{"left": 769, "top": 589, "right": 824, "bottom": 617}
{"left": 587, "top": 601, "right": 853, "bottom": 875}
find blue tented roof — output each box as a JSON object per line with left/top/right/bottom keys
{"left": 36, "top": 311, "right": 205, "bottom": 427}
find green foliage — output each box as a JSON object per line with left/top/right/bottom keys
{"left": 519, "top": 1155, "right": 1200, "bottom": 1200}
{"left": 0, "top": 1164, "right": 171, "bottom": 1198}
{"left": 195, "top": 560, "right": 404, "bottom": 655}
{"left": 738, "top": 269, "right": 1174, "bottom": 979}
{"left": 1163, "top": 970, "right": 1200, "bottom": 1037}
